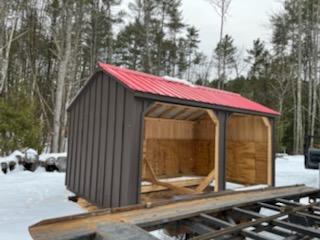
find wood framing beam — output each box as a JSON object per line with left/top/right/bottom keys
{"left": 262, "top": 117, "right": 272, "bottom": 186}
{"left": 195, "top": 110, "right": 219, "bottom": 192}
{"left": 153, "top": 181, "right": 196, "bottom": 195}
{"left": 145, "top": 103, "right": 161, "bottom": 116}
{"left": 141, "top": 178, "right": 204, "bottom": 194}
{"left": 172, "top": 108, "right": 189, "bottom": 119}
{"left": 184, "top": 109, "right": 203, "bottom": 120}
{"left": 158, "top": 106, "right": 176, "bottom": 118}
{"left": 144, "top": 158, "right": 196, "bottom": 195}
{"left": 196, "top": 170, "right": 215, "bottom": 193}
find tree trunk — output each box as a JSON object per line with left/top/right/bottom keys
{"left": 0, "top": 17, "right": 17, "bottom": 95}
{"left": 217, "top": 1, "right": 225, "bottom": 89}
{"left": 311, "top": 2, "right": 319, "bottom": 147}
{"left": 52, "top": 13, "right": 73, "bottom": 153}
{"left": 295, "top": 0, "right": 303, "bottom": 154}
{"left": 143, "top": 0, "right": 152, "bottom": 73}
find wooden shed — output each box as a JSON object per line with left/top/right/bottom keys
{"left": 66, "top": 63, "right": 279, "bottom": 209}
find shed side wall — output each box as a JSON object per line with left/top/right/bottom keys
{"left": 67, "top": 72, "right": 153, "bottom": 208}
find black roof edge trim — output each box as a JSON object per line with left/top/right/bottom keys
{"left": 134, "top": 91, "right": 278, "bottom": 118}
{"left": 67, "top": 69, "right": 135, "bottom": 111}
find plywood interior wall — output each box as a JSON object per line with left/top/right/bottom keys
{"left": 142, "top": 114, "right": 215, "bottom": 179}
{"left": 226, "top": 115, "right": 269, "bottom": 185}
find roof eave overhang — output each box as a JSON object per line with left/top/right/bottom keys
{"left": 134, "top": 91, "right": 279, "bottom": 118}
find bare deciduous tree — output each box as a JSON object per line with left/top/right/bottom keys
{"left": 0, "top": 3, "right": 19, "bottom": 95}
{"left": 205, "top": 0, "right": 232, "bottom": 87}
{"left": 52, "top": 4, "right": 74, "bottom": 153}
{"left": 295, "top": 0, "right": 303, "bottom": 154}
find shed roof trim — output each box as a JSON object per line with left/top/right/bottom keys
{"left": 98, "top": 63, "right": 279, "bottom": 116}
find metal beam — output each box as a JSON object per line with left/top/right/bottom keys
{"left": 258, "top": 202, "right": 282, "bottom": 211}
{"left": 276, "top": 198, "right": 303, "bottom": 206}
{"left": 233, "top": 207, "right": 320, "bottom": 238}
{"left": 216, "top": 111, "right": 229, "bottom": 191}
{"left": 198, "top": 214, "right": 273, "bottom": 240}
{"left": 182, "top": 220, "right": 216, "bottom": 235}
{"left": 273, "top": 220, "right": 320, "bottom": 238}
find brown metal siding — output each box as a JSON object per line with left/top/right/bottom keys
{"left": 96, "top": 77, "right": 110, "bottom": 206}
{"left": 70, "top": 95, "right": 80, "bottom": 192}
{"left": 74, "top": 90, "right": 83, "bottom": 194}
{"left": 90, "top": 74, "right": 102, "bottom": 201}
{"left": 67, "top": 72, "right": 153, "bottom": 208}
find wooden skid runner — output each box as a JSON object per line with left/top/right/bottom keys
{"left": 29, "top": 185, "right": 320, "bottom": 240}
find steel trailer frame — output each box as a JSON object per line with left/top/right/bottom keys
{"left": 141, "top": 190, "right": 320, "bottom": 239}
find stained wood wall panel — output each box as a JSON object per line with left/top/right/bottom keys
{"left": 143, "top": 114, "right": 216, "bottom": 179}
{"left": 227, "top": 115, "right": 268, "bottom": 185}
{"left": 144, "top": 118, "right": 194, "bottom": 140}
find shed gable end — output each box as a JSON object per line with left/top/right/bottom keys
{"left": 66, "top": 72, "right": 147, "bottom": 208}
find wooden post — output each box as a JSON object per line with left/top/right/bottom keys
{"left": 196, "top": 110, "right": 219, "bottom": 193}
{"left": 262, "top": 117, "right": 273, "bottom": 186}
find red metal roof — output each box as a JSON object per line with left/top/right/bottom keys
{"left": 99, "top": 63, "right": 280, "bottom": 116}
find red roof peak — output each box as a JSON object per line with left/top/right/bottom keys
{"left": 98, "top": 62, "right": 279, "bottom": 116}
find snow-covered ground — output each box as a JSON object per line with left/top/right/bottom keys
{"left": 276, "top": 155, "right": 318, "bottom": 188}
{"left": 0, "top": 155, "right": 318, "bottom": 240}
{"left": 0, "top": 168, "right": 84, "bottom": 240}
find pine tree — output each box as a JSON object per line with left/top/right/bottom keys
{"left": 246, "top": 39, "right": 270, "bottom": 79}
{"left": 214, "top": 34, "right": 236, "bottom": 88}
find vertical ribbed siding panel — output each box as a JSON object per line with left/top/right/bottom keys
{"left": 103, "top": 76, "right": 117, "bottom": 207}
{"left": 85, "top": 81, "right": 97, "bottom": 199}
{"left": 111, "top": 83, "right": 125, "bottom": 207}
{"left": 76, "top": 94, "right": 85, "bottom": 195}
{"left": 90, "top": 74, "right": 102, "bottom": 204}
{"left": 71, "top": 98, "right": 81, "bottom": 192}
{"left": 97, "top": 76, "right": 110, "bottom": 206}
{"left": 124, "top": 98, "right": 152, "bottom": 205}
{"left": 65, "top": 110, "right": 73, "bottom": 187}
{"left": 119, "top": 93, "right": 135, "bottom": 206}
{"left": 136, "top": 100, "right": 153, "bottom": 203}
{"left": 80, "top": 86, "right": 91, "bottom": 196}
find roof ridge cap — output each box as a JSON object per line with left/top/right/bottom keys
{"left": 99, "top": 62, "right": 164, "bottom": 80}
{"left": 195, "top": 85, "right": 240, "bottom": 96}
{"left": 99, "top": 62, "right": 199, "bottom": 87}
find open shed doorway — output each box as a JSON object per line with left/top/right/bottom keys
{"left": 140, "top": 102, "right": 219, "bottom": 201}
{"left": 226, "top": 114, "right": 272, "bottom": 189}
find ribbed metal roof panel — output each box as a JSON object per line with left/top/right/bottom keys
{"left": 99, "top": 63, "right": 280, "bottom": 116}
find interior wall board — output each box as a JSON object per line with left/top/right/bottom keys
{"left": 143, "top": 109, "right": 216, "bottom": 181}
{"left": 226, "top": 115, "right": 269, "bottom": 185}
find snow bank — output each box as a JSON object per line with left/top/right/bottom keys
{"left": 0, "top": 150, "right": 24, "bottom": 164}
{"left": 39, "top": 152, "right": 67, "bottom": 162}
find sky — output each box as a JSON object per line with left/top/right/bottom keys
{"left": 119, "top": 0, "right": 284, "bottom": 75}
{"left": 181, "top": 0, "right": 284, "bottom": 56}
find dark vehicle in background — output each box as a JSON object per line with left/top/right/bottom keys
{"left": 304, "top": 136, "right": 320, "bottom": 169}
